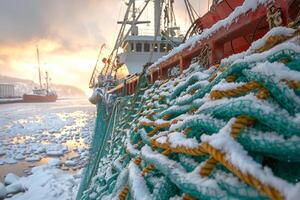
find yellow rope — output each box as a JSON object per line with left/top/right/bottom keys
{"left": 184, "top": 128, "right": 192, "bottom": 135}
{"left": 208, "top": 64, "right": 223, "bottom": 82}
{"left": 141, "top": 117, "right": 184, "bottom": 128}
{"left": 256, "top": 35, "right": 292, "bottom": 53}
{"left": 225, "top": 75, "right": 236, "bottom": 82}
{"left": 133, "top": 157, "right": 142, "bottom": 165}
{"left": 208, "top": 73, "right": 217, "bottom": 82}
{"left": 182, "top": 194, "right": 197, "bottom": 200}
{"left": 141, "top": 149, "right": 170, "bottom": 176}
{"left": 189, "top": 88, "right": 197, "bottom": 95}
{"left": 140, "top": 120, "right": 170, "bottom": 128}
{"left": 161, "top": 148, "right": 172, "bottom": 156}
{"left": 256, "top": 88, "right": 270, "bottom": 99}
{"left": 134, "top": 125, "right": 140, "bottom": 132}
{"left": 201, "top": 143, "right": 284, "bottom": 200}
{"left": 210, "top": 78, "right": 299, "bottom": 101}
{"left": 199, "top": 157, "right": 217, "bottom": 177}
{"left": 282, "top": 80, "right": 300, "bottom": 89}
{"left": 210, "top": 81, "right": 261, "bottom": 100}
{"left": 230, "top": 115, "right": 255, "bottom": 138}
{"left": 141, "top": 164, "right": 155, "bottom": 176}
{"left": 200, "top": 116, "right": 255, "bottom": 177}
{"left": 149, "top": 114, "right": 283, "bottom": 199}
{"left": 147, "top": 127, "right": 161, "bottom": 137}
{"left": 159, "top": 95, "right": 166, "bottom": 102}
{"left": 163, "top": 114, "right": 173, "bottom": 120}
{"left": 151, "top": 139, "right": 206, "bottom": 156}
{"left": 118, "top": 185, "right": 129, "bottom": 200}
{"left": 188, "top": 108, "right": 198, "bottom": 114}
{"left": 137, "top": 140, "right": 144, "bottom": 146}
{"left": 161, "top": 79, "right": 170, "bottom": 84}
{"left": 146, "top": 114, "right": 155, "bottom": 121}
{"left": 133, "top": 140, "right": 144, "bottom": 149}
{"left": 120, "top": 154, "right": 127, "bottom": 161}
{"left": 152, "top": 115, "right": 254, "bottom": 158}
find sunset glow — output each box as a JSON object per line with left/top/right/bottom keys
{"left": 0, "top": 0, "right": 209, "bottom": 94}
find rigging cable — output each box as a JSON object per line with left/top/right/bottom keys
{"left": 147, "top": 0, "right": 164, "bottom": 64}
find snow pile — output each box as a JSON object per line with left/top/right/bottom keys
{"left": 0, "top": 182, "right": 6, "bottom": 199}
{"left": 46, "top": 144, "right": 68, "bottom": 156}
{"left": 48, "top": 158, "right": 61, "bottom": 167}
{"left": 252, "top": 61, "right": 300, "bottom": 82}
{"left": 211, "top": 80, "right": 246, "bottom": 91}
{"left": 4, "top": 174, "right": 20, "bottom": 186}
{"left": 5, "top": 165, "right": 81, "bottom": 200}
{"left": 222, "top": 27, "right": 297, "bottom": 64}
{"left": 128, "top": 162, "right": 152, "bottom": 200}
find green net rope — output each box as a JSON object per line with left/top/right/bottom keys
{"left": 77, "top": 31, "right": 300, "bottom": 200}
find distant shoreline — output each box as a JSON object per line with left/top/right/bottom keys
{"left": 0, "top": 97, "right": 87, "bottom": 104}
{"left": 0, "top": 98, "right": 23, "bottom": 104}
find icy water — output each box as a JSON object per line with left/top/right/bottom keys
{"left": 0, "top": 98, "right": 95, "bottom": 182}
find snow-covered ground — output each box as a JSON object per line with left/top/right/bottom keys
{"left": 0, "top": 99, "right": 95, "bottom": 199}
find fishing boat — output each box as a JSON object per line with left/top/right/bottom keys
{"left": 23, "top": 48, "right": 57, "bottom": 103}
{"left": 88, "top": 0, "right": 185, "bottom": 91}
{"left": 78, "top": 0, "right": 300, "bottom": 199}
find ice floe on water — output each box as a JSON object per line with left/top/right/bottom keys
{"left": 0, "top": 99, "right": 95, "bottom": 199}
{"left": 2, "top": 164, "right": 82, "bottom": 200}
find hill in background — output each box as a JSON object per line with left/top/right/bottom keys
{"left": 0, "top": 74, "right": 85, "bottom": 98}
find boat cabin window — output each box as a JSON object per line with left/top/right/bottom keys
{"left": 33, "top": 89, "right": 47, "bottom": 95}
{"left": 144, "top": 43, "right": 150, "bottom": 52}
{"left": 152, "top": 43, "right": 158, "bottom": 52}
{"left": 167, "top": 43, "right": 172, "bottom": 52}
{"left": 136, "top": 42, "right": 142, "bottom": 52}
{"left": 130, "top": 42, "right": 135, "bottom": 52}
{"left": 160, "top": 43, "right": 167, "bottom": 52}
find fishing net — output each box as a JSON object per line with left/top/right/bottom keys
{"left": 77, "top": 30, "right": 300, "bottom": 200}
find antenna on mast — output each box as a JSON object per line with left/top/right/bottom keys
{"left": 89, "top": 44, "right": 106, "bottom": 88}
{"left": 36, "top": 46, "right": 42, "bottom": 89}
{"left": 45, "top": 71, "right": 49, "bottom": 94}
{"left": 154, "top": 0, "right": 162, "bottom": 37}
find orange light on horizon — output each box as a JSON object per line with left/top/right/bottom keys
{"left": 0, "top": 39, "right": 107, "bottom": 94}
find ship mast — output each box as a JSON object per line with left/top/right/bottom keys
{"left": 89, "top": 44, "right": 106, "bottom": 88}
{"left": 36, "top": 47, "right": 42, "bottom": 89}
{"left": 102, "top": 0, "right": 151, "bottom": 77}
{"left": 45, "top": 71, "right": 49, "bottom": 94}
{"left": 154, "top": 0, "right": 161, "bottom": 37}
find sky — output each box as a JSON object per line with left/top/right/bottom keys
{"left": 0, "top": 0, "right": 209, "bottom": 94}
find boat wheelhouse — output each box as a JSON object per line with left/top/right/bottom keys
{"left": 89, "top": 0, "right": 189, "bottom": 88}
{"left": 118, "top": 35, "right": 182, "bottom": 74}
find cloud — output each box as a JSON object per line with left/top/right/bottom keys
{"left": 0, "top": 0, "right": 208, "bottom": 93}
{"left": 0, "top": 0, "right": 120, "bottom": 48}
{"left": 0, "top": 39, "right": 102, "bottom": 92}
{"left": 0, "top": 0, "right": 122, "bottom": 92}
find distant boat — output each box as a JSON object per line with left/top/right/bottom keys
{"left": 23, "top": 88, "right": 57, "bottom": 102}
{"left": 23, "top": 48, "right": 57, "bottom": 103}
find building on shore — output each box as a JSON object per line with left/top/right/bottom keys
{"left": 0, "top": 84, "right": 15, "bottom": 98}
